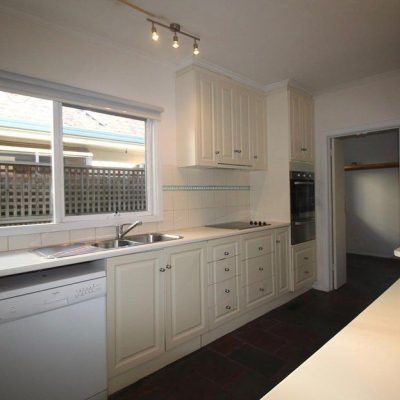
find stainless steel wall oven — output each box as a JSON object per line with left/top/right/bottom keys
{"left": 290, "top": 171, "right": 315, "bottom": 245}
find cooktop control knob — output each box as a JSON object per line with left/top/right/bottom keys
{"left": 250, "top": 221, "right": 254, "bottom": 225}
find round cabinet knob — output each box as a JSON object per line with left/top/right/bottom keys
{"left": 254, "top": 155, "right": 258, "bottom": 159}
{"left": 225, "top": 289, "right": 231, "bottom": 293}
{"left": 166, "top": 264, "right": 172, "bottom": 269}
{"left": 224, "top": 251, "right": 230, "bottom": 256}
{"left": 259, "top": 267, "right": 264, "bottom": 271}
{"left": 226, "top": 305, "right": 232, "bottom": 310}
{"left": 305, "top": 270, "right": 309, "bottom": 274}
{"left": 224, "top": 267, "right": 230, "bottom": 272}
{"left": 276, "top": 240, "right": 281, "bottom": 244}
{"left": 215, "top": 150, "right": 220, "bottom": 155}
{"left": 304, "top": 257, "right": 309, "bottom": 261}
{"left": 159, "top": 268, "right": 166, "bottom": 272}
{"left": 259, "top": 287, "right": 265, "bottom": 292}
{"left": 258, "top": 246, "right": 263, "bottom": 251}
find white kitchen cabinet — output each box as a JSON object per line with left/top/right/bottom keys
{"left": 106, "top": 243, "right": 208, "bottom": 376}
{"left": 165, "top": 243, "right": 208, "bottom": 350}
{"left": 275, "top": 227, "right": 290, "bottom": 295}
{"left": 106, "top": 251, "right": 166, "bottom": 377}
{"left": 176, "top": 65, "right": 267, "bottom": 169}
{"left": 291, "top": 240, "right": 316, "bottom": 291}
{"left": 289, "top": 88, "right": 314, "bottom": 164}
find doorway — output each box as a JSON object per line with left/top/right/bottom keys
{"left": 330, "top": 129, "right": 400, "bottom": 289}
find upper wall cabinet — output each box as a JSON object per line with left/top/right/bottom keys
{"left": 289, "top": 88, "right": 314, "bottom": 164}
{"left": 176, "top": 66, "right": 267, "bottom": 170}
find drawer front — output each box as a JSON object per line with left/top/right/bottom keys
{"left": 242, "top": 232, "right": 274, "bottom": 259}
{"left": 295, "top": 263, "right": 315, "bottom": 285}
{"left": 246, "top": 279, "right": 274, "bottom": 306}
{"left": 243, "top": 254, "right": 274, "bottom": 286}
{"left": 208, "top": 238, "right": 240, "bottom": 262}
{"left": 209, "top": 256, "right": 238, "bottom": 284}
{"left": 215, "top": 277, "right": 238, "bottom": 305}
{"left": 293, "top": 243, "right": 316, "bottom": 269}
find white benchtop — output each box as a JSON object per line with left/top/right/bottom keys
{"left": 262, "top": 278, "right": 400, "bottom": 400}
{"left": 0, "top": 222, "right": 289, "bottom": 277}
{"left": 395, "top": 246, "right": 400, "bottom": 257}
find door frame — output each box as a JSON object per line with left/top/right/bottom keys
{"left": 326, "top": 123, "right": 400, "bottom": 291}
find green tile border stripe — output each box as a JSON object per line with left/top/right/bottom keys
{"left": 163, "top": 185, "right": 250, "bottom": 191}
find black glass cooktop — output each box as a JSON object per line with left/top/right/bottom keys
{"left": 206, "top": 221, "right": 271, "bottom": 230}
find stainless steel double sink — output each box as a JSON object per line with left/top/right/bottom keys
{"left": 93, "top": 233, "right": 183, "bottom": 249}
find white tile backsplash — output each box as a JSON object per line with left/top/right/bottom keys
{"left": 9, "top": 233, "right": 41, "bottom": 251}
{"left": 0, "top": 236, "right": 8, "bottom": 252}
{"left": 41, "top": 231, "right": 70, "bottom": 247}
{"left": 95, "top": 226, "right": 117, "bottom": 240}
{"left": 69, "top": 228, "right": 96, "bottom": 243}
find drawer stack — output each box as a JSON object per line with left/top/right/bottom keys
{"left": 241, "top": 231, "right": 276, "bottom": 309}
{"left": 291, "top": 240, "right": 316, "bottom": 291}
{"left": 207, "top": 237, "right": 241, "bottom": 327}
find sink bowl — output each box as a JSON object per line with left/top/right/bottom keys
{"left": 126, "top": 233, "right": 183, "bottom": 244}
{"left": 92, "top": 239, "right": 140, "bottom": 249}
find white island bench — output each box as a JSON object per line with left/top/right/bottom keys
{"left": 262, "top": 279, "right": 400, "bottom": 400}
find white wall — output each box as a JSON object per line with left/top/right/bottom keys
{"left": 342, "top": 131, "right": 399, "bottom": 258}
{"left": 0, "top": 10, "right": 251, "bottom": 251}
{"left": 315, "top": 70, "right": 400, "bottom": 290}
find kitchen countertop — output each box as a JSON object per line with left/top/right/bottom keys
{"left": 0, "top": 222, "right": 289, "bottom": 277}
{"left": 262, "top": 278, "right": 400, "bottom": 400}
{"left": 395, "top": 247, "right": 400, "bottom": 257}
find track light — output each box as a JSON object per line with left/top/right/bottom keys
{"left": 193, "top": 40, "right": 199, "bottom": 55}
{"left": 151, "top": 23, "right": 159, "bottom": 41}
{"left": 172, "top": 33, "right": 179, "bottom": 48}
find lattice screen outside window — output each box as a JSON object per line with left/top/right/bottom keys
{"left": 0, "top": 162, "right": 146, "bottom": 225}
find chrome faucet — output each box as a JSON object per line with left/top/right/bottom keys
{"left": 116, "top": 220, "right": 143, "bottom": 239}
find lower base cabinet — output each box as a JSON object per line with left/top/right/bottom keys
{"left": 106, "top": 242, "right": 208, "bottom": 379}
{"left": 106, "top": 226, "right": 312, "bottom": 393}
{"left": 291, "top": 240, "right": 316, "bottom": 291}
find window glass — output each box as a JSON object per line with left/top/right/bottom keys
{"left": 0, "top": 90, "right": 53, "bottom": 226}
{"left": 62, "top": 105, "right": 147, "bottom": 216}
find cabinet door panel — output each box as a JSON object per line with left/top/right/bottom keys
{"left": 290, "top": 89, "right": 304, "bottom": 162}
{"left": 196, "top": 72, "right": 218, "bottom": 166}
{"left": 251, "top": 94, "right": 267, "bottom": 169}
{"left": 165, "top": 243, "right": 208, "bottom": 350}
{"left": 275, "top": 228, "right": 290, "bottom": 295}
{"left": 236, "top": 89, "right": 252, "bottom": 165}
{"left": 217, "top": 79, "right": 235, "bottom": 163}
{"left": 107, "top": 251, "right": 165, "bottom": 376}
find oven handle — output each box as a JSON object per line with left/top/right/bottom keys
{"left": 293, "top": 181, "right": 314, "bottom": 185}
{"left": 293, "top": 220, "right": 315, "bottom": 226}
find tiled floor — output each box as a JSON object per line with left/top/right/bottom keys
{"left": 110, "top": 253, "right": 400, "bottom": 400}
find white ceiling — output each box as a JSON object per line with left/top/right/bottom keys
{"left": 1, "top": 0, "right": 400, "bottom": 92}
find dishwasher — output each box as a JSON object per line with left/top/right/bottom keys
{"left": 0, "top": 262, "right": 108, "bottom": 400}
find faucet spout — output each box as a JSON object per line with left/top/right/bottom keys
{"left": 117, "top": 220, "right": 143, "bottom": 239}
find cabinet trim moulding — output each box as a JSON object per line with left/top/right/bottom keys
{"left": 264, "top": 79, "right": 314, "bottom": 97}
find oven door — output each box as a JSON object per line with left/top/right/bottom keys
{"left": 290, "top": 180, "right": 315, "bottom": 220}
{"left": 291, "top": 219, "right": 315, "bottom": 245}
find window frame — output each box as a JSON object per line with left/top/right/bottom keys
{"left": 0, "top": 71, "right": 163, "bottom": 236}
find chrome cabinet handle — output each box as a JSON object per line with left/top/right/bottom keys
{"left": 276, "top": 240, "right": 281, "bottom": 244}
{"left": 259, "top": 267, "right": 264, "bottom": 271}
{"left": 254, "top": 155, "right": 258, "bottom": 159}
{"left": 305, "top": 270, "right": 310, "bottom": 274}
{"left": 234, "top": 149, "right": 242, "bottom": 153}
{"left": 159, "top": 268, "right": 166, "bottom": 272}
{"left": 166, "top": 264, "right": 172, "bottom": 269}
{"left": 225, "top": 289, "right": 231, "bottom": 293}
{"left": 258, "top": 246, "right": 263, "bottom": 251}
{"left": 301, "top": 147, "right": 308, "bottom": 152}
{"left": 226, "top": 305, "right": 231, "bottom": 310}
{"left": 224, "top": 251, "right": 230, "bottom": 256}
{"left": 304, "top": 257, "right": 309, "bottom": 261}
{"left": 259, "top": 287, "right": 265, "bottom": 292}
{"left": 224, "top": 267, "right": 230, "bottom": 272}
{"left": 215, "top": 150, "right": 220, "bottom": 155}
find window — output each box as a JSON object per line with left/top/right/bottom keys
{"left": 0, "top": 78, "right": 160, "bottom": 230}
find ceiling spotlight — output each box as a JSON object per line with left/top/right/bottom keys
{"left": 172, "top": 33, "right": 179, "bottom": 48}
{"left": 151, "top": 23, "right": 159, "bottom": 41}
{"left": 193, "top": 40, "right": 199, "bottom": 55}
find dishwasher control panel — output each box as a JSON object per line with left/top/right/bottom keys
{"left": 0, "top": 277, "right": 106, "bottom": 324}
